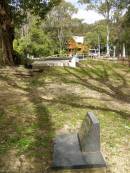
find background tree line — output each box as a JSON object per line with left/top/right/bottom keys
{"left": 0, "top": 0, "right": 130, "bottom": 65}
{"left": 79, "top": 0, "right": 130, "bottom": 57}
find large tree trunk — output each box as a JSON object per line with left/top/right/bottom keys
{"left": 0, "top": 0, "right": 14, "bottom": 65}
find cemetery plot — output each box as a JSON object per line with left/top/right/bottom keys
{"left": 52, "top": 112, "right": 106, "bottom": 171}
{"left": 0, "top": 61, "right": 129, "bottom": 173}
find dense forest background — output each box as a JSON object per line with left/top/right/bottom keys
{"left": 0, "top": 0, "right": 130, "bottom": 65}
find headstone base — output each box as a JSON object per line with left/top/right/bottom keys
{"left": 52, "top": 134, "right": 106, "bottom": 169}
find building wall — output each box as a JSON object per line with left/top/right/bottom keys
{"left": 67, "top": 38, "right": 86, "bottom": 55}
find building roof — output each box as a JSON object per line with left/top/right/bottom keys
{"left": 72, "top": 36, "right": 84, "bottom": 44}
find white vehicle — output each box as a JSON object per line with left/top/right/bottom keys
{"left": 88, "top": 49, "right": 99, "bottom": 57}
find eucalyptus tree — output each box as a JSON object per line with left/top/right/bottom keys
{"left": 85, "top": 20, "right": 106, "bottom": 50}
{"left": 0, "top": 0, "right": 61, "bottom": 65}
{"left": 79, "top": 0, "right": 127, "bottom": 57}
{"left": 44, "top": 0, "right": 77, "bottom": 54}
{"left": 119, "top": 5, "right": 130, "bottom": 56}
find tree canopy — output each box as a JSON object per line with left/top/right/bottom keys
{"left": 13, "top": 0, "right": 78, "bottom": 58}
{"left": 0, "top": 0, "right": 61, "bottom": 65}
{"left": 1, "top": 0, "right": 130, "bottom": 65}
{"left": 79, "top": 0, "right": 129, "bottom": 56}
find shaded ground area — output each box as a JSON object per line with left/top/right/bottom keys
{"left": 0, "top": 60, "right": 130, "bottom": 173}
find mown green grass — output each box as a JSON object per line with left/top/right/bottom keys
{"left": 0, "top": 61, "right": 130, "bottom": 173}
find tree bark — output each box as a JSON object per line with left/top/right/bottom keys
{"left": 106, "top": 0, "right": 110, "bottom": 57}
{"left": 122, "top": 43, "right": 126, "bottom": 58}
{"left": 106, "top": 24, "right": 110, "bottom": 57}
{"left": 113, "top": 46, "right": 116, "bottom": 58}
{"left": 0, "top": 0, "right": 14, "bottom": 65}
{"left": 98, "top": 33, "right": 101, "bottom": 58}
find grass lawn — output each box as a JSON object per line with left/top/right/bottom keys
{"left": 0, "top": 60, "right": 130, "bottom": 173}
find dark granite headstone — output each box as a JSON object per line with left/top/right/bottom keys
{"left": 78, "top": 112, "right": 100, "bottom": 152}
{"left": 52, "top": 112, "right": 106, "bottom": 170}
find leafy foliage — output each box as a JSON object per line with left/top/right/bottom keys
{"left": 79, "top": 0, "right": 130, "bottom": 56}
{"left": 85, "top": 21, "right": 106, "bottom": 49}
{"left": 0, "top": 0, "right": 61, "bottom": 65}
{"left": 14, "top": 0, "right": 79, "bottom": 57}
{"left": 44, "top": 0, "right": 77, "bottom": 54}
{"left": 119, "top": 7, "right": 130, "bottom": 55}
{"left": 14, "top": 16, "right": 57, "bottom": 57}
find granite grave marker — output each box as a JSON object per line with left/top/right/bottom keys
{"left": 52, "top": 112, "right": 106, "bottom": 171}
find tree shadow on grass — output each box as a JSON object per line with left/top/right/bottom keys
{"left": 63, "top": 66, "right": 130, "bottom": 104}
{"left": 40, "top": 64, "right": 130, "bottom": 120}
{"left": 0, "top": 64, "right": 129, "bottom": 172}
{"left": 0, "top": 70, "right": 55, "bottom": 173}
{"left": 22, "top": 65, "right": 130, "bottom": 173}
{"left": 39, "top": 93, "right": 130, "bottom": 120}
{"left": 22, "top": 82, "right": 55, "bottom": 173}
